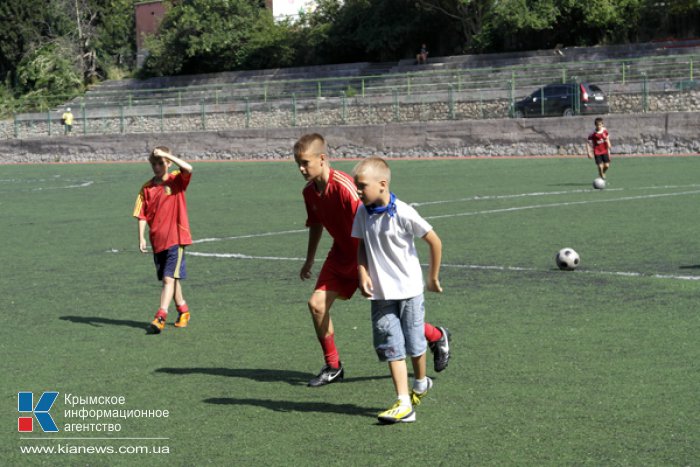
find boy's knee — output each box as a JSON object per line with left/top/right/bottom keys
{"left": 307, "top": 295, "right": 327, "bottom": 316}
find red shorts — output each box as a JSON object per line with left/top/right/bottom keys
{"left": 314, "top": 253, "right": 358, "bottom": 299}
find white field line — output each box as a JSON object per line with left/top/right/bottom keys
{"left": 127, "top": 185, "right": 700, "bottom": 282}
{"left": 192, "top": 229, "right": 306, "bottom": 244}
{"left": 188, "top": 251, "right": 304, "bottom": 261}
{"left": 32, "top": 181, "right": 94, "bottom": 191}
{"left": 440, "top": 263, "right": 700, "bottom": 281}
{"left": 182, "top": 252, "right": 700, "bottom": 282}
{"left": 411, "top": 183, "right": 700, "bottom": 207}
{"left": 425, "top": 189, "right": 700, "bottom": 220}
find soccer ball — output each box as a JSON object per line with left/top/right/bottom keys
{"left": 556, "top": 248, "right": 580, "bottom": 270}
{"left": 593, "top": 177, "right": 606, "bottom": 190}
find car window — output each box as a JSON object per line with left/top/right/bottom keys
{"left": 589, "top": 84, "right": 604, "bottom": 93}
{"left": 544, "top": 86, "right": 566, "bottom": 97}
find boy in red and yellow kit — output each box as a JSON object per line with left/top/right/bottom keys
{"left": 133, "top": 147, "right": 193, "bottom": 334}
{"left": 587, "top": 117, "right": 612, "bottom": 179}
{"left": 293, "top": 134, "right": 451, "bottom": 387}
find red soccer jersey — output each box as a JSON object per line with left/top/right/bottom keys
{"left": 133, "top": 170, "right": 193, "bottom": 253}
{"left": 303, "top": 168, "right": 361, "bottom": 266}
{"left": 588, "top": 129, "right": 610, "bottom": 156}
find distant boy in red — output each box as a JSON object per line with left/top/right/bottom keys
{"left": 293, "top": 133, "right": 451, "bottom": 388}
{"left": 133, "top": 147, "right": 193, "bottom": 334}
{"left": 587, "top": 117, "right": 612, "bottom": 179}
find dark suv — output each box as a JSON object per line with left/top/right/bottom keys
{"left": 511, "top": 82, "right": 609, "bottom": 118}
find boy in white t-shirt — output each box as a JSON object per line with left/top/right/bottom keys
{"left": 351, "top": 156, "right": 444, "bottom": 424}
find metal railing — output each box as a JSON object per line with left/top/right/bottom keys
{"left": 4, "top": 53, "right": 698, "bottom": 139}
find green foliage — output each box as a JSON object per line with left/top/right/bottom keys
{"left": 15, "top": 41, "right": 82, "bottom": 110}
{"left": 142, "top": 0, "right": 269, "bottom": 75}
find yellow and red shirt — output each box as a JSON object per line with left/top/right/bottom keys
{"left": 133, "top": 170, "right": 192, "bottom": 253}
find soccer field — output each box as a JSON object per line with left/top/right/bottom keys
{"left": 2, "top": 156, "right": 699, "bottom": 466}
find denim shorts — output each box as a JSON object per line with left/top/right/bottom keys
{"left": 371, "top": 294, "right": 427, "bottom": 362}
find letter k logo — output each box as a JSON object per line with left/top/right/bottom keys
{"left": 18, "top": 392, "right": 59, "bottom": 432}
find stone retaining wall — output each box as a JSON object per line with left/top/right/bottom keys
{"left": 0, "top": 112, "right": 697, "bottom": 164}
{"left": 3, "top": 90, "right": 699, "bottom": 141}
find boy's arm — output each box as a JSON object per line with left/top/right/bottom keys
{"left": 138, "top": 219, "right": 148, "bottom": 253}
{"left": 300, "top": 224, "right": 323, "bottom": 280}
{"left": 606, "top": 134, "right": 612, "bottom": 150}
{"left": 586, "top": 139, "right": 594, "bottom": 158}
{"left": 422, "top": 230, "right": 443, "bottom": 293}
{"left": 357, "top": 239, "right": 373, "bottom": 298}
{"left": 155, "top": 148, "right": 193, "bottom": 173}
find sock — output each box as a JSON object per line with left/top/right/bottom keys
{"left": 320, "top": 334, "right": 340, "bottom": 369}
{"left": 398, "top": 394, "right": 411, "bottom": 407}
{"left": 413, "top": 377, "right": 428, "bottom": 393}
{"left": 155, "top": 308, "right": 168, "bottom": 318}
{"left": 176, "top": 303, "right": 189, "bottom": 314}
{"left": 424, "top": 323, "right": 443, "bottom": 343}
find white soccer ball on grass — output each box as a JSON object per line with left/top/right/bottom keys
{"left": 556, "top": 248, "right": 580, "bottom": 271}
{"left": 593, "top": 177, "right": 606, "bottom": 190}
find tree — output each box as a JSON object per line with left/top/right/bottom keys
{"left": 142, "top": 0, "right": 272, "bottom": 76}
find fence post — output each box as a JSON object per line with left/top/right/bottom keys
{"left": 457, "top": 74, "right": 462, "bottom": 92}
{"left": 200, "top": 99, "right": 206, "bottom": 130}
{"left": 245, "top": 98, "right": 250, "bottom": 128}
{"left": 642, "top": 72, "right": 648, "bottom": 113}
{"left": 540, "top": 86, "right": 544, "bottom": 116}
{"left": 160, "top": 101, "right": 164, "bottom": 133}
{"left": 561, "top": 67, "right": 567, "bottom": 84}
{"left": 128, "top": 94, "right": 133, "bottom": 108}
{"left": 292, "top": 93, "right": 297, "bottom": 127}
{"left": 407, "top": 74, "right": 411, "bottom": 96}
{"left": 13, "top": 113, "right": 18, "bottom": 138}
{"left": 690, "top": 58, "right": 694, "bottom": 81}
{"left": 317, "top": 81, "right": 322, "bottom": 99}
{"left": 393, "top": 89, "right": 400, "bottom": 122}
{"left": 178, "top": 91, "right": 182, "bottom": 107}
{"left": 81, "top": 103, "right": 86, "bottom": 135}
{"left": 47, "top": 110, "right": 51, "bottom": 136}
{"left": 215, "top": 90, "right": 220, "bottom": 105}
{"left": 448, "top": 84, "right": 455, "bottom": 120}
{"left": 361, "top": 79, "right": 365, "bottom": 98}
{"left": 341, "top": 91, "right": 347, "bottom": 124}
{"left": 621, "top": 63, "right": 626, "bottom": 85}
{"left": 120, "top": 105, "right": 125, "bottom": 134}
{"left": 264, "top": 84, "right": 268, "bottom": 103}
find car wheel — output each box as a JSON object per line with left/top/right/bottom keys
{"left": 562, "top": 108, "right": 574, "bottom": 117}
{"left": 512, "top": 110, "right": 524, "bottom": 118}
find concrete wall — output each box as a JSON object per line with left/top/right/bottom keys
{"left": 0, "top": 112, "right": 698, "bottom": 164}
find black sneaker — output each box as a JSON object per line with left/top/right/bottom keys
{"left": 429, "top": 327, "right": 451, "bottom": 372}
{"left": 308, "top": 363, "right": 344, "bottom": 387}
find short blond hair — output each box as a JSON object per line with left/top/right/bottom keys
{"left": 148, "top": 146, "right": 171, "bottom": 164}
{"left": 352, "top": 156, "right": 391, "bottom": 182}
{"left": 293, "top": 133, "right": 327, "bottom": 159}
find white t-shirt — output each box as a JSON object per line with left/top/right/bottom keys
{"left": 351, "top": 198, "right": 433, "bottom": 300}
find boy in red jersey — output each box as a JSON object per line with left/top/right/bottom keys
{"left": 133, "top": 147, "right": 193, "bottom": 334}
{"left": 293, "top": 134, "right": 451, "bottom": 387}
{"left": 587, "top": 117, "right": 612, "bottom": 179}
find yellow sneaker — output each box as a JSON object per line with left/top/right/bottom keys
{"left": 377, "top": 400, "right": 415, "bottom": 424}
{"left": 174, "top": 312, "right": 190, "bottom": 328}
{"left": 410, "top": 377, "right": 434, "bottom": 406}
{"left": 149, "top": 315, "right": 166, "bottom": 334}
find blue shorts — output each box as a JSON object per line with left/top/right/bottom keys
{"left": 153, "top": 245, "right": 187, "bottom": 281}
{"left": 371, "top": 294, "right": 427, "bottom": 362}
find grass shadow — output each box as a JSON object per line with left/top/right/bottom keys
{"left": 60, "top": 315, "right": 147, "bottom": 330}
{"left": 679, "top": 265, "right": 700, "bottom": 269}
{"left": 204, "top": 397, "right": 379, "bottom": 417}
{"left": 155, "top": 367, "right": 388, "bottom": 386}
